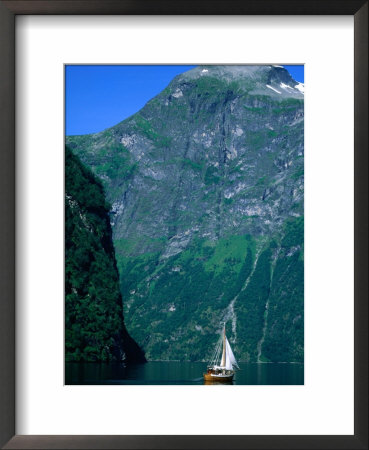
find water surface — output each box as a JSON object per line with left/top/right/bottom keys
{"left": 66, "top": 361, "right": 303, "bottom": 385}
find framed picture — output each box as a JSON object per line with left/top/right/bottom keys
{"left": 0, "top": 1, "right": 367, "bottom": 449}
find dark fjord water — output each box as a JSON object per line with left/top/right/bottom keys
{"left": 66, "top": 361, "right": 304, "bottom": 385}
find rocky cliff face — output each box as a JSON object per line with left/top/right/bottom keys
{"left": 67, "top": 65, "right": 304, "bottom": 362}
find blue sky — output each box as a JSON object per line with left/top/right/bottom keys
{"left": 66, "top": 65, "right": 304, "bottom": 136}
{"left": 284, "top": 65, "right": 304, "bottom": 85}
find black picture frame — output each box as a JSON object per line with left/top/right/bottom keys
{"left": 0, "top": 1, "right": 367, "bottom": 449}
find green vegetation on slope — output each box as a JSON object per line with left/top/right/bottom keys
{"left": 262, "top": 217, "right": 304, "bottom": 362}
{"left": 65, "top": 146, "right": 145, "bottom": 362}
{"left": 235, "top": 246, "right": 272, "bottom": 361}
{"left": 66, "top": 132, "right": 137, "bottom": 201}
{"left": 120, "top": 235, "right": 256, "bottom": 361}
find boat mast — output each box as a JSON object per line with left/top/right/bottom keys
{"left": 220, "top": 324, "right": 226, "bottom": 367}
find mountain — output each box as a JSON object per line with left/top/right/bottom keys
{"left": 65, "top": 146, "right": 146, "bottom": 363}
{"left": 66, "top": 65, "right": 304, "bottom": 363}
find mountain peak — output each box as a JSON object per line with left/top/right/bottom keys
{"left": 172, "top": 65, "right": 303, "bottom": 99}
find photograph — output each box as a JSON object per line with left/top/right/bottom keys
{"left": 65, "top": 64, "right": 304, "bottom": 385}
{"left": 1, "top": 1, "right": 366, "bottom": 446}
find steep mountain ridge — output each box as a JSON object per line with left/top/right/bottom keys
{"left": 67, "top": 65, "right": 304, "bottom": 362}
{"left": 65, "top": 147, "right": 146, "bottom": 362}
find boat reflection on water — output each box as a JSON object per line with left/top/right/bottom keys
{"left": 204, "top": 379, "right": 233, "bottom": 385}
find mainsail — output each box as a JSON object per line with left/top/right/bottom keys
{"left": 225, "top": 337, "right": 239, "bottom": 369}
{"left": 220, "top": 326, "right": 226, "bottom": 367}
{"left": 219, "top": 326, "right": 239, "bottom": 370}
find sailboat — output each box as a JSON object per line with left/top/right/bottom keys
{"left": 203, "top": 324, "right": 239, "bottom": 383}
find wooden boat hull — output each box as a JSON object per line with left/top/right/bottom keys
{"left": 203, "top": 372, "right": 234, "bottom": 383}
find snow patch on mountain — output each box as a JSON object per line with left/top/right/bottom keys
{"left": 295, "top": 83, "right": 305, "bottom": 94}
{"left": 266, "top": 84, "right": 281, "bottom": 94}
{"left": 280, "top": 82, "right": 295, "bottom": 91}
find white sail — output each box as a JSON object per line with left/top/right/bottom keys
{"left": 225, "top": 350, "right": 233, "bottom": 370}
{"left": 220, "top": 326, "right": 226, "bottom": 367}
{"left": 226, "top": 337, "right": 239, "bottom": 369}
